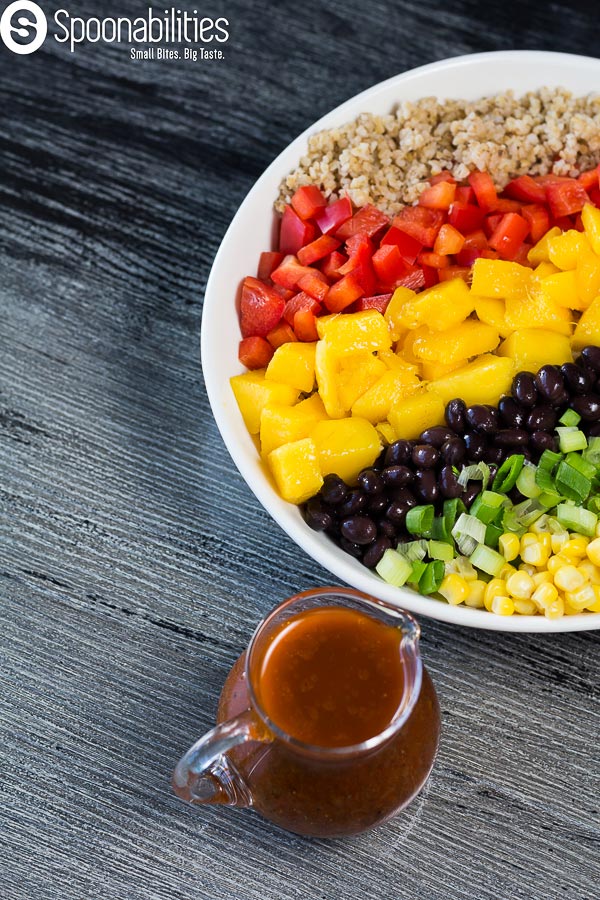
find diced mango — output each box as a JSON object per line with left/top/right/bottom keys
{"left": 539, "top": 270, "right": 583, "bottom": 310}
{"left": 497, "top": 329, "right": 573, "bottom": 372}
{"left": 412, "top": 320, "right": 500, "bottom": 364}
{"left": 230, "top": 371, "right": 300, "bottom": 434}
{"left": 377, "top": 349, "right": 419, "bottom": 375}
{"left": 427, "top": 354, "right": 514, "bottom": 407}
{"left": 376, "top": 421, "right": 396, "bottom": 445}
{"left": 316, "top": 310, "right": 392, "bottom": 354}
{"left": 572, "top": 296, "right": 600, "bottom": 350}
{"left": 474, "top": 296, "right": 511, "bottom": 338}
{"left": 504, "top": 290, "right": 573, "bottom": 336}
{"left": 384, "top": 287, "right": 415, "bottom": 341}
{"left": 420, "top": 359, "right": 467, "bottom": 380}
{"left": 581, "top": 203, "right": 600, "bottom": 256}
{"left": 265, "top": 341, "right": 317, "bottom": 393}
{"left": 576, "top": 250, "right": 600, "bottom": 308}
{"left": 351, "top": 368, "right": 420, "bottom": 423}
{"left": 267, "top": 438, "right": 323, "bottom": 504}
{"left": 547, "top": 230, "right": 590, "bottom": 270}
{"left": 388, "top": 391, "right": 445, "bottom": 440}
{"left": 399, "top": 328, "right": 426, "bottom": 369}
{"left": 311, "top": 418, "right": 381, "bottom": 484}
{"left": 259, "top": 394, "right": 328, "bottom": 457}
{"left": 527, "top": 226, "right": 562, "bottom": 265}
{"left": 337, "top": 354, "right": 387, "bottom": 410}
{"left": 315, "top": 341, "right": 345, "bottom": 418}
{"left": 471, "top": 259, "right": 533, "bottom": 300}
{"left": 533, "top": 261, "right": 561, "bottom": 280}
{"left": 397, "top": 278, "right": 474, "bottom": 331}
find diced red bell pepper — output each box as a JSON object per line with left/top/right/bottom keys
{"left": 320, "top": 250, "right": 348, "bottom": 280}
{"left": 335, "top": 204, "right": 390, "bottom": 240}
{"left": 380, "top": 226, "right": 423, "bottom": 263}
{"left": 283, "top": 291, "right": 321, "bottom": 326}
{"left": 483, "top": 214, "right": 504, "bottom": 239}
{"left": 512, "top": 243, "right": 533, "bottom": 266}
{"left": 297, "top": 270, "right": 329, "bottom": 302}
{"left": 433, "top": 223, "right": 465, "bottom": 255}
{"left": 315, "top": 196, "right": 353, "bottom": 234}
{"left": 573, "top": 213, "right": 585, "bottom": 232}
{"left": 535, "top": 174, "right": 573, "bottom": 186}
{"left": 297, "top": 234, "right": 341, "bottom": 266}
{"left": 455, "top": 185, "right": 475, "bottom": 204}
{"left": 293, "top": 309, "right": 320, "bottom": 342}
{"left": 553, "top": 215, "right": 575, "bottom": 231}
{"left": 290, "top": 185, "right": 327, "bottom": 220}
{"left": 578, "top": 166, "right": 600, "bottom": 191}
{"left": 480, "top": 249, "right": 500, "bottom": 260}
{"left": 394, "top": 266, "right": 426, "bottom": 292}
{"left": 504, "top": 175, "right": 547, "bottom": 205}
{"left": 353, "top": 293, "right": 393, "bottom": 314}
{"left": 324, "top": 273, "right": 364, "bottom": 312}
{"left": 468, "top": 171, "right": 498, "bottom": 211}
{"left": 271, "top": 255, "right": 315, "bottom": 290}
{"left": 421, "top": 264, "right": 439, "bottom": 288}
{"left": 521, "top": 204, "right": 551, "bottom": 243}
{"left": 266, "top": 321, "right": 298, "bottom": 348}
{"left": 339, "top": 235, "right": 376, "bottom": 294}
{"left": 456, "top": 246, "right": 487, "bottom": 267}
{"left": 418, "top": 180, "right": 456, "bottom": 210}
{"left": 418, "top": 251, "right": 450, "bottom": 269}
{"left": 588, "top": 187, "right": 600, "bottom": 208}
{"left": 429, "top": 170, "right": 456, "bottom": 185}
{"left": 490, "top": 198, "right": 524, "bottom": 214}
{"left": 240, "top": 277, "right": 285, "bottom": 338}
{"left": 371, "top": 244, "right": 409, "bottom": 285}
{"left": 438, "top": 265, "right": 471, "bottom": 283}
{"left": 272, "top": 284, "right": 295, "bottom": 302}
{"left": 392, "top": 206, "right": 444, "bottom": 247}
{"left": 488, "top": 212, "right": 530, "bottom": 260}
{"left": 279, "top": 206, "right": 316, "bottom": 255}
{"left": 546, "top": 180, "right": 589, "bottom": 218}
{"left": 257, "top": 251, "right": 284, "bottom": 281}
{"left": 462, "top": 229, "right": 489, "bottom": 250}
{"left": 448, "top": 202, "right": 485, "bottom": 233}
{"left": 238, "top": 336, "right": 274, "bottom": 369}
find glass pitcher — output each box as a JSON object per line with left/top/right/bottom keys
{"left": 173, "top": 587, "right": 440, "bottom": 837}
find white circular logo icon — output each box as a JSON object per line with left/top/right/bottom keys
{"left": 0, "top": 1, "right": 47, "bottom": 54}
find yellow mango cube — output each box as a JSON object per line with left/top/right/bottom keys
{"left": 337, "top": 354, "right": 387, "bottom": 411}
{"left": 474, "top": 296, "right": 511, "bottom": 338}
{"left": 265, "top": 342, "right": 317, "bottom": 393}
{"left": 259, "top": 394, "right": 328, "bottom": 457}
{"left": 351, "top": 368, "right": 421, "bottom": 424}
{"left": 388, "top": 391, "right": 445, "bottom": 440}
{"left": 527, "top": 226, "right": 562, "bottom": 265}
{"left": 398, "top": 278, "right": 474, "bottom": 331}
{"left": 376, "top": 421, "right": 396, "bottom": 445}
{"left": 316, "top": 309, "right": 391, "bottom": 354}
{"left": 427, "top": 354, "right": 514, "bottom": 407}
{"left": 576, "top": 250, "right": 600, "bottom": 308}
{"left": 412, "top": 320, "right": 500, "bottom": 364}
{"left": 572, "top": 296, "right": 600, "bottom": 350}
{"left": 581, "top": 203, "right": 600, "bottom": 256}
{"left": 315, "top": 341, "right": 345, "bottom": 418}
{"left": 471, "top": 258, "right": 533, "bottom": 300}
{"left": 420, "top": 359, "right": 466, "bottom": 381}
{"left": 377, "top": 349, "right": 419, "bottom": 375}
{"left": 311, "top": 418, "right": 381, "bottom": 483}
{"left": 267, "top": 438, "right": 323, "bottom": 504}
{"left": 497, "top": 329, "right": 573, "bottom": 372}
{"left": 547, "top": 230, "right": 590, "bottom": 270}
{"left": 384, "top": 287, "right": 415, "bottom": 341}
{"left": 230, "top": 371, "right": 300, "bottom": 434}
{"left": 504, "top": 289, "right": 573, "bottom": 335}
{"left": 539, "top": 270, "right": 583, "bottom": 310}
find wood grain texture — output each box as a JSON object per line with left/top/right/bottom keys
{"left": 1, "top": 1, "right": 599, "bottom": 898}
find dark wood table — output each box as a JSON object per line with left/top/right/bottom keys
{"left": 2, "top": 2, "right": 599, "bottom": 897}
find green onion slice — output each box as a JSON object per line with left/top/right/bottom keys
{"left": 419, "top": 560, "right": 445, "bottom": 595}
{"left": 492, "top": 454, "right": 524, "bottom": 492}
{"left": 457, "top": 461, "right": 490, "bottom": 490}
{"left": 376, "top": 549, "right": 413, "bottom": 586}
{"left": 559, "top": 408, "right": 581, "bottom": 427}
{"left": 556, "top": 426, "right": 588, "bottom": 454}
{"left": 405, "top": 505, "right": 435, "bottom": 536}
{"left": 556, "top": 503, "right": 598, "bottom": 538}
{"left": 469, "top": 543, "right": 506, "bottom": 577}
{"left": 555, "top": 460, "right": 592, "bottom": 503}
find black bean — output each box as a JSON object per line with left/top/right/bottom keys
{"left": 340, "top": 516, "right": 377, "bottom": 545}
{"left": 498, "top": 396, "right": 526, "bottom": 428}
{"left": 382, "top": 465, "right": 413, "bottom": 488}
{"left": 304, "top": 499, "right": 333, "bottom": 532}
{"left": 420, "top": 426, "right": 455, "bottom": 448}
{"left": 441, "top": 437, "right": 466, "bottom": 466}
{"left": 368, "top": 495, "right": 388, "bottom": 516}
{"left": 463, "top": 432, "right": 487, "bottom": 461}
{"left": 589, "top": 423, "right": 600, "bottom": 438}
{"left": 378, "top": 520, "right": 397, "bottom": 540}
{"left": 581, "top": 346, "right": 600, "bottom": 373}
{"left": 561, "top": 362, "right": 592, "bottom": 395}
{"left": 384, "top": 440, "right": 413, "bottom": 466}
{"left": 414, "top": 469, "right": 439, "bottom": 503}
{"left": 530, "top": 430, "right": 558, "bottom": 453}
{"left": 466, "top": 404, "right": 498, "bottom": 435}
{"left": 339, "top": 537, "right": 363, "bottom": 558}
{"left": 362, "top": 537, "right": 392, "bottom": 569}
{"left": 445, "top": 398, "right": 467, "bottom": 433}
{"left": 525, "top": 405, "right": 557, "bottom": 432}
{"left": 463, "top": 482, "right": 482, "bottom": 507}
{"left": 572, "top": 393, "right": 600, "bottom": 421}
{"left": 392, "top": 487, "right": 417, "bottom": 508}
{"left": 494, "top": 428, "right": 530, "bottom": 447}
{"left": 357, "top": 468, "right": 384, "bottom": 495}
{"left": 439, "top": 464, "right": 462, "bottom": 498}
{"left": 487, "top": 464, "right": 499, "bottom": 482}
{"left": 535, "top": 365, "right": 568, "bottom": 406}
{"left": 320, "top": 474, "right": 348, "bottom": 507}
{"left": 412, "top": 444, "right": 440, "bottom": 469}
{"left": 484, "top": 446, "right": 505, "bottom": 465}
{"left": 337, "top": 490, "right": 369, "bottom": 517}
{"left": 386, "top": 502, "right": 409, "bottom": 526}
{"left": 512, "top": 371, "right": 538, "bottom": 407}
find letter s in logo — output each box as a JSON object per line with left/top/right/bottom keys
{"left": 0, "top": 0, "right": 47, "bottom": 54}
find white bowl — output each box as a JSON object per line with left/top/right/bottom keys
{"left": 201, "top": 50, "right": 600, "bottom": 632}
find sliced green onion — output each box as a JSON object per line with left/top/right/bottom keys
{"left": 419, "top": 560, "right": 445, "bottom": 594}
{"left": 443, "top": 497, "right": 466, "bottom": 530}
{"left": 428, "top": 540, "right": 455, "bottom": 562}
{"left": 376, "top": 549, "right": 413, "bottom": 586}
{"left": 587, "top": 496, "right": 600, "bottom": 516}
{"left": 546, "top": 516, "right": 568, "bottom": 536}
{"left": 451, "top": 512, "right": 486, "bottom": 555}
{"left": 556, "top": 503, "right": 598, "bottom": 538}
{"left": 399, "top": 540, "right": 428, "bottom": 562}
{"left": 556, "top": 426, "right": 587, "bottom": 453}
{"left": 503, "top": 498, "right": 546, "bottom": 531}
{"left": 469, "top": 490, "right": 508, "bottom": 524}
{"left": 582, "top": 436, "right": 600, "bottom": 467}
{"left": 469, "top": 543, "right": 506, "bottom": 577}
{"left": 559, "top": 408, "right": 581, "bottom": 427}
{"left": 405, "top": 505, "right": 435, "bottom": 536}
{"left": 444, "top": 555, "right": 477, "bottom": 580}
{"left": 516, "top": 462, "right": 542, "bottom": 499}
{"left": 565, "top": 452, "right": 596, "bottom": 480}
{"left": 408, "top": 559, "right": 428, "bottom": 586}
{"left": 535, "top": 465, "right": 557, "bottom": 493}
{"left": 431, "top": 515, "right": 453, "bottom": 544}
{"left": 491, "top": 454, "right": 524, "bottom": 492}
{"left": 538, "top": 449, "right": 563, "bottom": 473}
{"left": 457, "top": 461, "right": 490, "bottom": 490}
{"left": 485, "top": 523, "right": 503, "bottom": 549}
{"left": 555, "top": 460, "right": 592, "bottom": 503}
{"left": 538, "top": 490, "right": 562, "bottom": 509}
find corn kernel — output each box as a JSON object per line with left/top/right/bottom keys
{"left": 521, "top": 537, "right": 550, "bottom": 567}
{"left": 564, "top": 600, "right": 581, "bottom": 616}
{"left": 513, "top": 598, "right": 538, "bottom": 616}
{"left": 499, "top": 532, "right": 520, "bottom": 562}
{"left": 565, "top": 583, "right": 598, "bottom": 610}
{"left": 499, "top": 563, "right": 518, "bottom": 581}
{"left": 562, "top": 537, "right": 589, "bottom": 558}
{"left": 506, "top": 570, "right": 535, "bottom": 600}
{"left": 484, "top": 578, "right": 507, "bottom": 612}
{"left": 530, "top": 519, "right": 549, "bottom": 535}
{"left": 586, "top": 537, "right": 600, "bottom": 567}
{"left": 518, "top": 563, "right": 537, "bottom": 576}
{"left": 464, "top": 580, "right": 486, "bottom": 609}
{"left": 491, "top": 595, "right": 515, "bottom": 616}
{"left": 577, "top": 560, "right": 600, "bottom": 585}
{"left": 439, "top": 573, "right": 470, "bottom": 606}
{"left": 587, "top": 587, "right": 600, "bottom": 612}
{"left": 554, "top": 565, "right": 586, "bottom": 593}
{"left": 531, "top": 582, "right": 558, "bottom": 611}
{"left": 551, "top": 533, "right": 569, "bottom": 554}
{"left": 544, "top": 596, "right": 565, "bottom": 620}
{"left": 538, "top": 532, "right": 552, "bottom": 554}
{"left": 532, "top": 571, "right": 553, "bottom": 587}
{"left": 547, "top": 553, "right": 575, "bottom": 576}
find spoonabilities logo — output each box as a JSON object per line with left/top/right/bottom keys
{"left": 0, "top": 0, "right": 47, "bottom": 53}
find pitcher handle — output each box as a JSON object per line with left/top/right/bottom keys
{"left": 173, "top": 709, "right": 265, "bottom": 808}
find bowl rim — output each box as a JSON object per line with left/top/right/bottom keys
{"left": 201, "top": 49, "right": 600, "bottom": 632}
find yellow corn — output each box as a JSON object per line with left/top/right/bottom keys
{"left": 544, "top": 596, "right": 565, "bottom": 620}
{"left": 532, "top": 571, "right": 553, "bottom": 587}
{"left": 499, "top": 563, "right": 518, "bottom": 581}
{"left": 484, "top": 578, "right": 508, "bottom": 612}
{"left": 547, "top": 553, "right": 576, "bottom": 576}
{"left": 562, "top": 537, "right": 589, "bottom": 558}
{"left": 513, "top": 598, "right": 537, "bottom": 616}
{"left": 506, "top": 570, "right": 535, "bottom": 600}
{"left": 520, "top": 534, "right": 550, "bottom": 567}
{"left": 553, "top": 565, "right": 586, "bottom": 593}
{"left": 538, "top": 532, "right": 552, "bottom": 554}
{"left": 586, "top": 537, "right": 600, "bottom": 567}
{"left": 464, "top": 580, "right": 486, "bottom": 609}
{"left": 491, "top": 595, "right": 515, "bottom": 616}
{"left": 565, "top": 583, "right": 600, "bottom": 611}
{"left": 551, "top": 532, "right": 569, "bottom": 554}
{"left": 577, "top": 560, "right": 600, "bottom": 585}
{"left": 519, "top": 562, "right": 537, "bottom": 576}
{"left": 531, "top": 582, "right": 558, "bottom": 612}
{"left": 499, "top": 532, "right": 520, "bottom": 562}
{"left": 439, "top": 574, "right": 470, "bottom": 606}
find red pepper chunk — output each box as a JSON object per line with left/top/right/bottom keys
{"left": 371, "top": 244, "right": 409, "bottom": 285}
{"left": 448, "top": 202, "right": 485, "bottom": 233}
{"left": 335, "top": 204, "right": 389, "bottom": 240}
{"left": 320, "top": 250, "right": 348, "bottom": 280}
{"left": 279, "top": 206, "right": 316, "bottom": 255}
{"left": 433, "top": 223, "right": 465, "bottom": 255}
{"left": 297, "top": 234, "right": 341, "bottom": 266}
{"left": 353, "top": 293, "right": 393, "bottom": 314}
{"left": 504, "top": 175, "right": 547, "bottom": 205}
{"left": 521, "top": 204, "right": 551, "bottom": 243}
{"left": 392, "top": 206, "right": 444, "bottom": 247}
{"left": 293, "top": 309, "right": 319, "bottom": 341}
{"left": 488, "top": 212, "right": 530, "bottom": 260}
{"left": 315, "top": 196, "right": 353, "bottom": 234}
{"left": 546, "top": 180, "right": 589, "bottom": 219}
{"left": 379, "top": 226, "right": 423, "bottom": 263}
{"left": 266, "top": 322, "right": 297, "bottom": 348}
{"left": 240, "top": 277, "right": 285, "bottom": 338}
{"left": 297, "top": 271, "right": 329, "bottom": 303}
{"left": 418, "top": 180, "right": 456, "bottom": 210}
{"left": 283, "top": 291, "right": 321, "bottom": 326}
{"left": 257, "top": 251, "right": 284, "bottom": 281}
{"left": 238, "top": 336, "right": 274, "bottom": 369}
{"left": 290, "top": 185, "right": 327, "bottom": 220}
{"left": 324, "top": 273, "right": 364, "bottom": 312}
{"left": 468, "top": 171, "right": 498, "bottom": 211}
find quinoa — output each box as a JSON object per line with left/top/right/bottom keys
{"left": 276, "top": 88, "right": 600, "bottom": 216}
